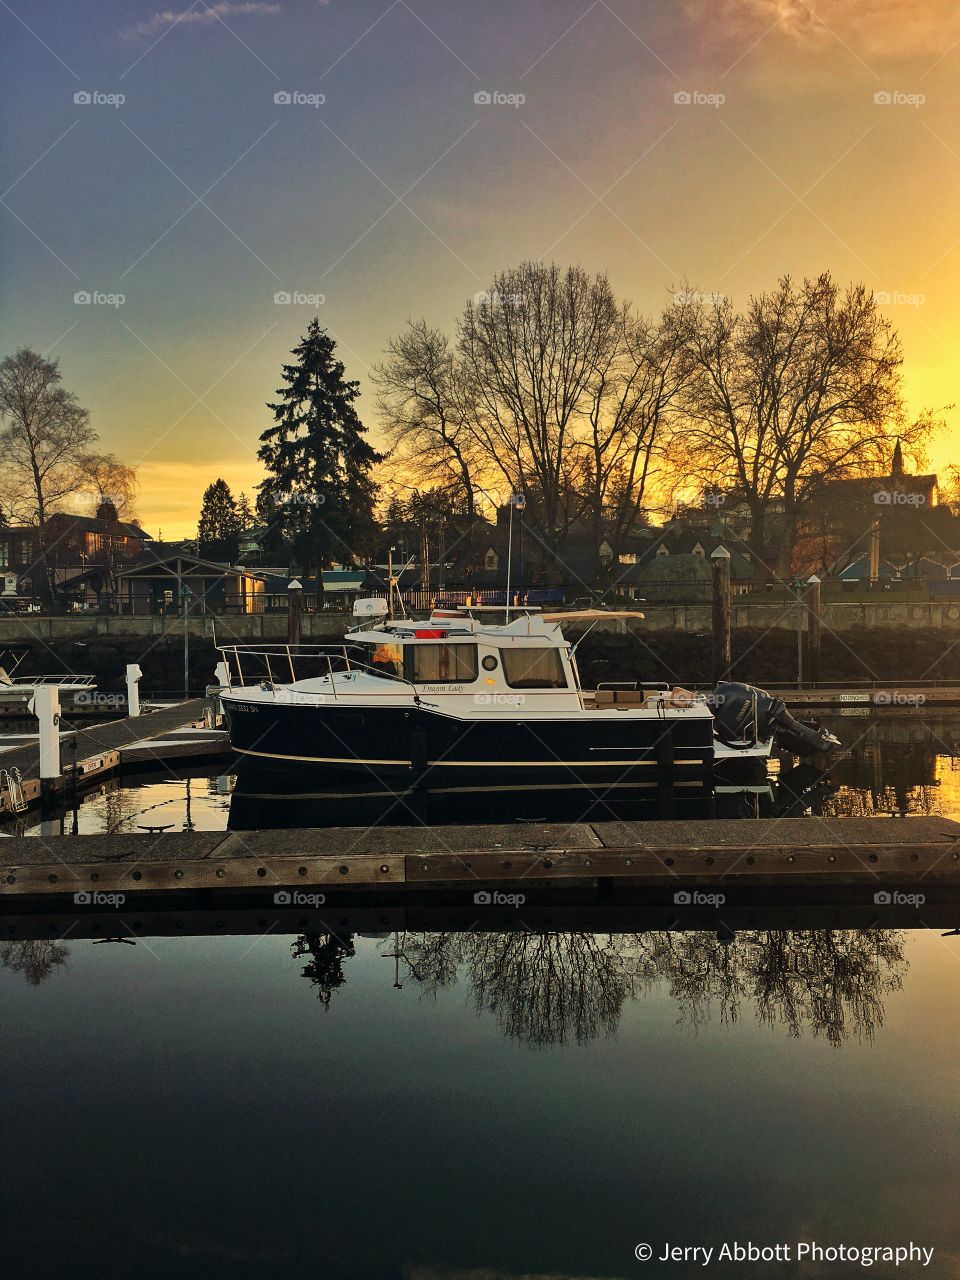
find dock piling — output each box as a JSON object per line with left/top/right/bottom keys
{"left": 126, "top": 663, "right": 142, "bottom": 717}
{"left": 807, "top": 576, "right": 822, "bottom": 685}
{"left": 710, "top": 546, "right": 732, "bottom": 684}
{"left": 27, "top": 686, "right": 61, "bottom": 783}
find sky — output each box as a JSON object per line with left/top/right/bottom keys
{"left": 3, "top": 0, "right": 960, "bottom": 537}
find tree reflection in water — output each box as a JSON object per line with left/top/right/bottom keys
{"left": 0, "top": 939, "right": 69, "bottom": 986}
{"left": 292, "top": 932, "right": 356, "bottom": 1009}
{"left": 290, "top": 929, "right": 907, "bottom": 1050}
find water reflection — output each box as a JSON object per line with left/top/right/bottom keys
{"left": 817, "top": 711, "right": 960, "bottom": 818}
{"left": 0, "top": 938, "right": 68, "bottom": 985}
{"left": 286, "top": 927, "right": 907, "bottom": 1049}
{"left": 2, "top": 911, "right": 909, "bottom": 1051}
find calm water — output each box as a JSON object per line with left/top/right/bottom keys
{"left": 3, "top": 923, "right": 960, "bottom": 1278}
{"left": 4, "top": 711, "right": 960, "bottom": 1277}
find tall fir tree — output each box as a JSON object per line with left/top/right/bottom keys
{"left": 235, "top": 492, "right": 254, "bottom": 529}
{"left": 197, "top": 478, "right": 242, "bottom": 561}
{"left": 258, "top": 320, "right": 382, "bottom": 603}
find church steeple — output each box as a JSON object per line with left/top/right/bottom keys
{"left": 891, "top": 439, "right": 904, "bottom": 477}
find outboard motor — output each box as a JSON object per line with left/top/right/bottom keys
{"left": 708, "top": 681, "right": 841, "bottom": 757}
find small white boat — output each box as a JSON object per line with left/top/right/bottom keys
{"left": 0, "top": 650, "right": 96, "bottom": 709}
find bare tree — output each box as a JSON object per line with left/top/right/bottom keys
{"left": 458, "top": 263, "right": 621, "bottom": 555}
{"left": 371, "top": 320, "right": 482, "bottom": 519}
{"left": 75, "top": 452, "right": 140, "bottom": 523}
{"left": 579, "top": 299, "right": 694, "bottom": 582}
{"left": 680, "top": 274, "right": 909, "bottom": 578}
{"left": 0, "top": 348, "right": 96, "bottom": 600}
{"left": 377, "top": 264, "right": 689, "bottom": 582}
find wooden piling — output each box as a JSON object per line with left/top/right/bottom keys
{"left": 807, "top": 575, "right": 822, "bottom": 684}
{"left": 710, "top": 546, "right": 732, "bottom": 684}
{"left": 287, "top": 578, "right": 303, "bottom": 646}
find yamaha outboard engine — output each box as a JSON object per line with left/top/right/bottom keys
{"left": 708, "top": 681, "right": 841, "bottom": 757}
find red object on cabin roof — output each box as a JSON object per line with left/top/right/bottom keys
{"left": 414, "top": 629, "right": 446, "bottom": 639}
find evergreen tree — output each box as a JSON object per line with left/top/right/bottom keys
{"left": 197, "top": 478, "right": 242, "bottom": 561}
{"left": 235, "top": 492, "right": 254, "bottom": 528}
{"left": 258, "top": 320, "right": 382, "bottom": 603}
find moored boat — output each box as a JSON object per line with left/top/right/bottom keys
{"left": 218, "top": 601, "right": 839, "bottom": 814}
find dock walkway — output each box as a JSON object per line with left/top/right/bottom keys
{"left": 4, "top": 815, "right": 960, "bottom": 898}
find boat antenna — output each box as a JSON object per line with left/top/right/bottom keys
{"left": 569, "top": 616, "right": 604, "bottom": 655}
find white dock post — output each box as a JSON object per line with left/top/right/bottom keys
{"left": 126, "top": 663, "right": 143, "bottom": 717}
{"left": 28, "top": 686, "right": 61, "bottom": 781}
{"left": 207, "top": 660, "right": 230, "bottom": 720}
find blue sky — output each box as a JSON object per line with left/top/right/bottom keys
{"left": 4, "top": 0, "right": 960, "bottom": 533}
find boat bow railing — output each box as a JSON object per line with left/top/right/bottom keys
{"left": 216, "top": 642, "right": 426, "bottom": 702}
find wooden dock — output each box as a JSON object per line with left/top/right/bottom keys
{"left": 778, "top": 686, "right": 960, "bottom": 707}
{"left": 4, "top": 816, "right": 960, "bottom": 899}
{"left": 0, "top": 699, "right": 230, "bottom": 815}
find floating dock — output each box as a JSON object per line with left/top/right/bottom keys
{"left": 777, "top": 686, "right": 960, "bottom": 708}
{"left": 0, "top": 698, "right": 230, "bottom": 816}
{"left": 4, "top": 816, "right": 960, "bottom": 900}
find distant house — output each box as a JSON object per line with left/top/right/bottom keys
{"left": 44, "top": 501, "right": 150, "bottom": 572}
{"left": 0, "top": 525, "right": 39, "bottom": 596}
{"left": 898, "top": 556, "right": 950, "bottom": 579}
{"left": 838, "top": 555, "right": 898, "bottom": 581}
{"left": 116, "top": 546, "right": 268, "bottom": 615}
{"left": 236, "top": 525, "right": 273, "bottom": 566}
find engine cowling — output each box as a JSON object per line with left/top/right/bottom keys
{"left": 708, "top": 681, "right": 841, "bottom": 757}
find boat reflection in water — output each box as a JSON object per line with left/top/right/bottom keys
{"left": 226, "top": 762, "right": 824, "bottom": 830}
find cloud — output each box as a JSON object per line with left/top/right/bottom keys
{"left": 712, "top": 0, "right": 960, "bottom": 59}
{"left": 124, "top": 2, "right": 281, "bottom": 39}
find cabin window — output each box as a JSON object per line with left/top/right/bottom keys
{"left": 500, "top": 647, "right": 566, "bottom": 689}
{"left": 368, "top": 642, "right": 404, "bottom": 679}
{"left": 409, "top": 643, "right": 478, "bottom": 684}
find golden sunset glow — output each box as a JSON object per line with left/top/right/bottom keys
{"left": 6, "top": 0, "right": 960, "bottom": 535}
